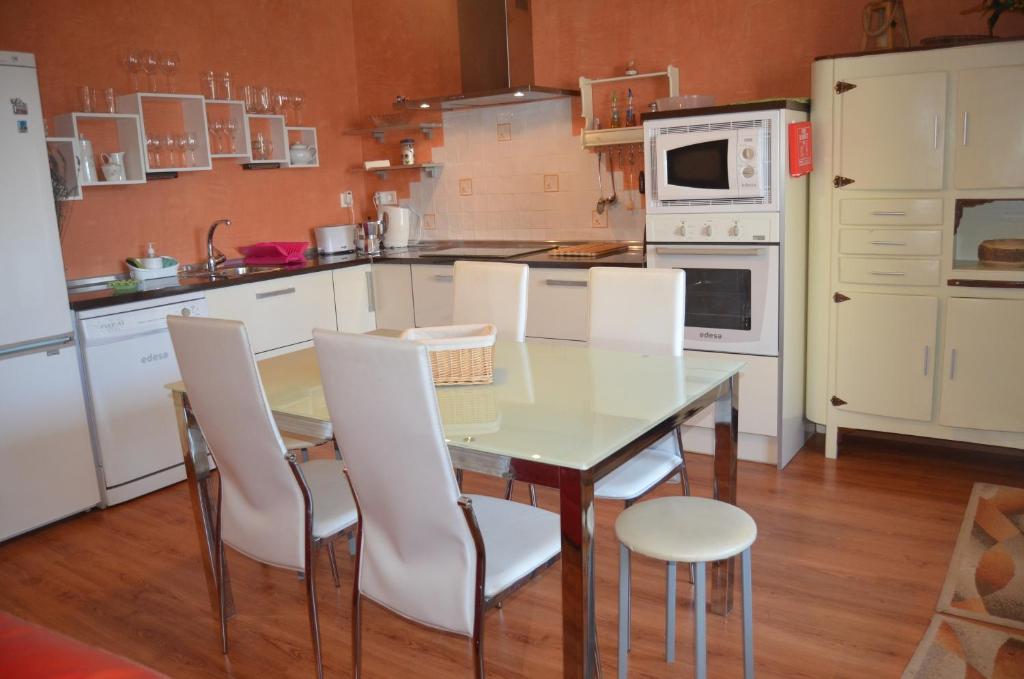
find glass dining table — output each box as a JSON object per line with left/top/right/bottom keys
{"left": 169, "top": 339, "right": 744, "bottom": 679}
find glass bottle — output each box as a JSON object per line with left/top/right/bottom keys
{"left": 610, "top": 91, "right": 621, "bottom": 128}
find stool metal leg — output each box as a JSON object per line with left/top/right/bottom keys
{"left": 617, "top": 544, "right": 630, "bottom": 679}
{"left": 693, "top": 562, "right": 707, "bottom": 679}
{"left": 665, "top": 561, "right": 676, "bottom": 662}
{"left": 742, "top": 548, "right": 754, "bottom": 678}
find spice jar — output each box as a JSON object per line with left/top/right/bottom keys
{"left": 400, "top": 138, "right": 415, "bottom": 165}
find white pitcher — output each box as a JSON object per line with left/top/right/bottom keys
{"left": 100, "top": 151, "right": 126, "bottom": 182}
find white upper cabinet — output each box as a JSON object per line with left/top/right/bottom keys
{"left": 939, "top": 298, "right": 1024, "bottom": 433}
{"left": 836, "top": 72, "right": 947, "bottom": 190}
{"left": 833, "top": 292, "right": 938, "bottom": 421}
{"left": 954, "top": 65, "right": 1024, "bottom": 189}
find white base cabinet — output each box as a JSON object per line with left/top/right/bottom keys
{"left": 525, "top": 268, "right": 589, "bottom": 342}
{"left": 372, "top": 264, "right": 415, "bottom": 330}
{"left": 204, "top": 270, "right": 336, "bottom": 354}
{"left": 333, "top": 264, "right": 376, "bottom": 333}
{"left": 411, "top": 264, "right": 454, "bottom": 327}
{"left": 938, "top": 298, "right": 1024, "bottom": 432}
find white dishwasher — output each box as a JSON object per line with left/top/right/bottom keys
{"left": 77, "top": 293, "right": 207, "bottom": 505}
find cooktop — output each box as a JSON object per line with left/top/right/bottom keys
{"left": 418, "top": 246, "right": 552, "bottom": 259}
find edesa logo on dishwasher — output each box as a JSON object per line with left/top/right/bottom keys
{"left": 140, "top": 352, "right": 169, "bottom": 364}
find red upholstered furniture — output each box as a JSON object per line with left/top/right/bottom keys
{"left": 0, "top": 612, "right": 165, "bottom": 678}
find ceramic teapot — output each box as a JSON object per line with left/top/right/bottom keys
{"left": 289, "top": 143, "right": 317, "bottom": 165}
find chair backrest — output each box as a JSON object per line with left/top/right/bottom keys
{"left": 588, "top": 266, "right": 686, "bottom": 356}
{"left": 452, "top": 260, "right": 529, "bottom": 341}
{"left": 167, "top": 316, "right": 305, "bottom": 571}
{"left": 313, "top": 329, "right": 478, "bottom": 636}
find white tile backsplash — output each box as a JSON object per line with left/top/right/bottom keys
{"left": 404, "top": 98, "right": 643, "bottom": 242}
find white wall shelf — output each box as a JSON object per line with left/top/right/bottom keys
{"left": 117, "top": 93, "right": 213, "bottom": 172}
{"left": 204, "top": 99, "right": 251, "bottom": 160}
{"left": 244, "top": 114, "right": 288, "bottom": 165}
{"left": 285, "top": 127, "right": 319, "bottom": 168}
{"left": 578, "top": 65, "right": 678, "bottom": 149}
{"left": 350, "top": 163, "right": 442, "bottom": 179}
{"left": 52, "top": 112, "right": 147, "bottom": 185}
{"left": 45, "top": 137, "right": 83, "bottom": 200}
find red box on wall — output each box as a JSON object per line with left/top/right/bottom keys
{"left": 788, "top": 121, "right": 812, "bottom": 177}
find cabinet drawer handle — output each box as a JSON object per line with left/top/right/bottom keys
{"left": 961, "top": 112, "right": 969, "bottom": 146}
{"left": 365, "top": 271, "right": 376, "bottom": 313}
{"left": 949, "top": 348, "right": 958, "bottom": 380}
{"left": 932, "top": 114, "right": 939, "bottom": 151}
{"left": 545, "top": 279, "right": 588, "bottom": 287}
{"left": 869, "top": 271, "right": 906, "bottom": 276}
{"left": 255, "top": 287, "right": 296, "bottom": 300}
{"left": 869, "top": 240, "right": 907, "bottom": 246}
{"left": 433, "top": 274, "right": 453, "bottom": 281}
{"left": 870, "top": 211, "right": 906, "bottom": 217}
{"left": 923, "top": 345, "right": 929, "bottom": 376}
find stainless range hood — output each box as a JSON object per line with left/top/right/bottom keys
{"left": 396, "top": 0, "right": 579, "bottom": 111}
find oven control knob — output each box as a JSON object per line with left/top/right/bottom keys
{"left": 741, "top": 147, "right": 755, "bottom": 160}
{"left": 677, "top": 221, "right": 686, "bottom": 235}
{"left": 181, "top": 307, "right": 192, "bottom": 317}
{"left": 729, "top": 222, "right": 740, "bottom": 237}
{"left": 701, "top": 224, "right": 712, "bottom": 237}
{"left": 741, "top": 165, "right": 756, "bottom": 179}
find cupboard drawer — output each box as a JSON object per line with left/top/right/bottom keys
{"left": 839, "top": 229, "right": 942, "bottom": 256}
{"left": 204, "top": 271, "right": 337, "bottom": 354}
{"left": 839, "top": 257, "right": 940, "bottom": 286}
{"left": 526, "top": 268, "right": 589, "bottom": 342}
{"left": 411, "top": 264, "right": 454, "bottom": 327}
{"left": 839, "top": 199, "right": 943, "bottom": 225}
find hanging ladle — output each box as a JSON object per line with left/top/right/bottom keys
{"left": 595, "top": 150, "right": 618, "bottom": 214}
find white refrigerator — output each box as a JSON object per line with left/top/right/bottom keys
{"left": 0, "top": 51, "right": 100, "bottom": 541}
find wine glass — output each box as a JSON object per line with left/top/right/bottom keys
{"left": 124, "top": 49, "right": 142, "bottom": 91}
{"left": 273, "top": 91, "right": 289, "bottom": 119}
{"left": 149, "top": 135, "right": 162, "bottom": 168}
{"left": 186, "top": 132, "right": 198, "bottom": 166}
{"left": 164, "top": 132, "right": 177, "bottom": 167}
{"left": 209, "top": 119, "right": 224, "bottom": 154}
{"left": 160, "top": 52, "right": 180, "bottom": 93}
{"left": 291, "top": 90, "right": 305, "bottom": 125}
{"left": 224, "top": 118, "right": 238, "bottom": 154}
{"left": 141, "top": 50, "right": 160, "bottom": 92}
{"left": 177, "top": 134, "right": 190, "bottom": 167}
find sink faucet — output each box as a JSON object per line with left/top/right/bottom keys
{"left": 206, "top": 218, "right": 231, "bottom": 273}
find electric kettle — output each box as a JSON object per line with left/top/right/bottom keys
{"left": 378, "top": 206, "right": 420, "bottom": 249}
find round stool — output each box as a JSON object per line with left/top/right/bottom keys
{"left": 614, "top": 496, "right": 757, "bottom": 679}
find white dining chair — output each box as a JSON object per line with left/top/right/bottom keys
{"left": 615, "top": 497, "right": 757, "bottom": 679}
{"left": 452, "top": 260, "right": 529, "bottom": 341}
{"left": 167, "top": 316, "right": 358, "bottom": 679}
{"left": 312, "top": 329, "right": 561, "bottom": 679}
{"left": 587, "top": 266, "right": 695, "bottom": 667}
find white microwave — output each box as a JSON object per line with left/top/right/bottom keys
{"left": 645, "top": 111, "right": 778, "bottom": 212}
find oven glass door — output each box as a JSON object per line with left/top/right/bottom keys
{"left": 646, "top": 244, "right": 779, "bottom": 356}
{"left": 655, "top": 130, "right": 738, "bottom": 200}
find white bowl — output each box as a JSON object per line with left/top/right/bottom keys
{"left": 139, "top": 257, "right": 165, "bottom": 269}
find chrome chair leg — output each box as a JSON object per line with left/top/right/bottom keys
{"left": 742, "top": 548, "right": 754, "bottom": 678}
{"left": 617, "top": 543, "right": 630, "bottom": 679}
{"left": 665, "top": 561, "right": 676, "bottom": 662}
{"left": 348, "top": 532, "right": 356, "bottom": 556}
{"left": 504, "top": 479, "right": 514, "bottom": 500}
{"left": 300, "top": 447, "right": 310, "bottom": 463}
{"left": 333, "top": 438, "right": 342, "bottom": 460}
{"left": 305, "top": 549, "right": 324, "bottom": 679}
{"left": 326, "top": 540, "right": 341, "bottom": 588}
{"left": 217, "top": 531, "right": 228, "bottom": 654}
{"left": 673, "top": 427, "right": 691, "bottom": 496}
{"left": 528, "top": 483, "right": 538, "bottom": 507}
{"left": 352, "top": 592, "right": 363, "bottom": 679}
{"left": 694, "top": 562, "right": 707, "bottom": 679}
{"left": 455, "top": 468, "right": 464, "bottom": 490}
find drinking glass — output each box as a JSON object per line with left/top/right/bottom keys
{"left": 252, "top": 132, "right": 266, "bottom": 160}
{"left": 291, "top": 90, "right": 305, "bottom": 125}
{"left": 164, "top": 132, "right": 178, "bottom": 167}
{"left": 209, "top": 119, "right": 224, "bottom": 154}
{"left": 124, "top": 49, "right": 142, "bottom": 91}
{"left": 142, "top": 50, "right": 160, "bottom": 92}
{"left": 219, "top": 72, "right": 233, "bottom": 101}
{"left": 201, "top": 70, "right": 217, "bottom": 99}
{"left": 177, "top": 134, "right": 190, "bottom": 167}
{"left": 102, "top": 87, "right": 116, "bottom": 113}
{"left": 161, "top": 52, "right": 180, "bottom": 93}
{"left": 241, "top": 85, "right": 256, "bottom": 113}
{"left": 149, "top": 135, "right": 162, "bottom": 168}
{"left": 77, "top": 85, "right": 94, "bottom": 113}
{"left": 273, "top": 90, "right": 289, "bottom": 118}
{"left": 186, "top": 132, "right": 198, "bottom": 166}
{"left": 257, "top": 86, "right": 271, "bottom": 114}
{"left": 224, "top": 118, "right": 238, "bottom": 154}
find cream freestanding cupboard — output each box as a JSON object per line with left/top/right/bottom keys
{"left": 807, "top": 40, "right": 1024, "bottom": 458}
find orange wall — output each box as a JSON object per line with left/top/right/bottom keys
{"left": 0, "top": 0, "right": 368, "bottom": 279}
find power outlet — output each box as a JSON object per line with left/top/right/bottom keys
{"left": 591, "top": 210, "right": 608, "bottom": 228}
{"left": 373, "top": 190, "right": 397, "bottom": 206}
{"left": 339, "top": 190, "right": 353, "bottom": 208}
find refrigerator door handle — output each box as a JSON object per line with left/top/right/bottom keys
{"left": 0, "top": 334, "right": 74, "bottom": 361}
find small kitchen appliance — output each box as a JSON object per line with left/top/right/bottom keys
{"left": 379, "top": 205, "right": 419, "bottom": 249}
{"left": 315, "top": 224, "right": 356, "bottom": 255}
{"left": 357, "top": 219, "right": 384, "bottom": 255}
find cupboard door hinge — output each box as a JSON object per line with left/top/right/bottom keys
{"left": 835, "top": 81, "right": 857, "bottom": 95}
{"left": 833, "top": 292, "right": 851, "bottom": 303}
{"left": 831, "top": 396, "right": 848, "bottom": 407}
{"left": 833, "top": 175, "right": 855, "bottom": 188}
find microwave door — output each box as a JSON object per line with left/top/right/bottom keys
{"left": 656, "top": 130, "right": 738, "bottom": 200}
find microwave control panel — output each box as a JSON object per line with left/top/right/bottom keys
{"left": 736, "top": 129, "right": 764, "bottom": 194}
{"left": 646, "top": 212, "right": 779, "bottom": 243}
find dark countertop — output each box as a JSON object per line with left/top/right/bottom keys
{"left": 68, "top": 240, "right": 645, "bottom": 312}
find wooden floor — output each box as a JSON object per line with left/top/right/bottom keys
{"left": 2, "top": 434, "right": 1022, "bottom": 678}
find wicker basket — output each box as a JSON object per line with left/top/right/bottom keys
{"left": 400, "top": 324, "right": 496, "bottom": 385}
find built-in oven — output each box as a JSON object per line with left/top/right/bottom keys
{"left": 646, "top": 241, "right": 779, "bottom": 357}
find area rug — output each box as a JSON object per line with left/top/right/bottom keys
{"left": 937, "top": 483, "right": 1024, "bottom": 631}
{"left": 902, "top": 614, "right": 1024, "bottom": 678}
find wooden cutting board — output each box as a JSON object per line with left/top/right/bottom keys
{"left": 548, "top": 242, "right": 629, "bottom": 258}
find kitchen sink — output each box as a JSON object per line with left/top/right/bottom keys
{"left": 179, "top": 265, "right": 282, "bottom": 280}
